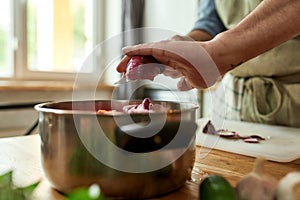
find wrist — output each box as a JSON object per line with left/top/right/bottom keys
{"left": 204, "top": 31, "right": 244, "bottom": 76}
{"left": 200, "top": 40, "right": 230, "bottom": 77}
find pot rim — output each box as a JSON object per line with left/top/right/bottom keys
{"left": 34, "top": 100, "right": 199, "bottom": 116}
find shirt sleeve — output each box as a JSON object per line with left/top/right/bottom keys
{"left": 192, "top": 0, "right": 226, "bottom": 37}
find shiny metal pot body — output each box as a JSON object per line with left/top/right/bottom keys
{"left": 35, "top": 100, "right": 198, "bottom": 199}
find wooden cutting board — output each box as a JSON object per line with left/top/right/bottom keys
{"left": 196, "top": 118, "right": 300, "bottom": 163}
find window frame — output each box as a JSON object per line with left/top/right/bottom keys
{"left": 6, "top": 0, "right": 107, "bottom": 82}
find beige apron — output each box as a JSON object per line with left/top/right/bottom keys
{"left": 214, "top": 0, "right": 300, "bottom": 127}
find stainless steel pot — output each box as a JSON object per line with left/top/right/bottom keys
{"left": 35, "top": 100, "right": 198, "bottom": 199}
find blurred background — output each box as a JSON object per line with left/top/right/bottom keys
{"left": 0, "top": 0, "right": 213, "bottom": 137}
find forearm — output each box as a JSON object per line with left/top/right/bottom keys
{"left": 205, "top": 0, "right": 300, "bottom": 74}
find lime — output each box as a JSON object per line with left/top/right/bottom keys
{"left": 199, "top": 175, "right": 237, "bottom": 200}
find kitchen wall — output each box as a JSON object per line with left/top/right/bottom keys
{"left": 144, "top": 0, "right": 199, "bottom": 34}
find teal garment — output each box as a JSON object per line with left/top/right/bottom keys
{"left": 192, "top": 0, "right": 226, "bottom": 37}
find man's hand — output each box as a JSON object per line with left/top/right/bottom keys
{"left": 117, "top": 39, "right": 221, "bottom": 90}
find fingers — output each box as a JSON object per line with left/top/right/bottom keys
{"left": 162, "top": 66, "right": 182, "bottom": 78}
{"left": 177, "top": 77, "right": 194, "bottom": 91}
{"left": 122, "top": 43, "right": 155, "bottom": 55}
{"left": 116, "top": 55, "right": 131, "bottom": 73}
{"left": 120, "top": 41, "right": 200, "bottom": 84}
{"left": 122, "top": 41, "right": 179, "bottom": 60}
{"left": 117, "top": 39, "right": 219, "bottom": 90}
{"left": 123, "top": 41, "right": 192, "bottom": 71}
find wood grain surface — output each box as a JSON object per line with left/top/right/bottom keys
{"left": 0, "top": 135, "right": 299, "bottom": 200}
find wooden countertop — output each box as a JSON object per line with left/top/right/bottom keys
{"left": 0, "top": 134, "right": 299, "bottom": 200}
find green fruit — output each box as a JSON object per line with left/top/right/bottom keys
{"left": 199, "top": 175, "right": 237, "bottom": 200}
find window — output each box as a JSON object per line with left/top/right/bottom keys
{"left": 27, "top": 0, "right": 95, "bottom": 74}
{"left": 0, "top": 0, "right": 121, "bottom": 82}
{"left": 0, "top": 0, "right": 13, "bottom": 77}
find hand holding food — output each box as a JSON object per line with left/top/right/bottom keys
{"left": 117, "top": 54, "right": 193, "bottom": 91}
{"left": 117, "top": 40, "right": 222, "bottom": 90}
{"left": 116, "top": 34, "right": 201, "bottom": 91}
